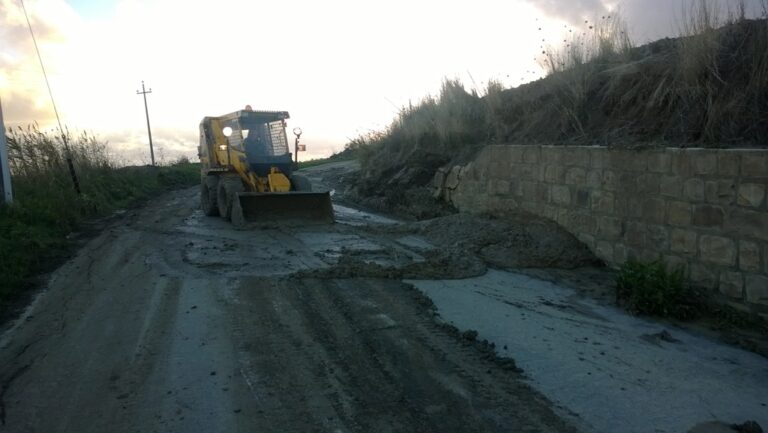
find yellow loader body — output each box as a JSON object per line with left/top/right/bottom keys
{"left": 198, "top": 108, "right": 334, "bottom": 225}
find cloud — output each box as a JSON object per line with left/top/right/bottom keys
{"left": 0, "top": 0, "right": 73, "bottom": 128}
{"left": 527, "top": 0, "right": 610, "bottom": 23}
{"left": 526, "top": 0, "right": 768, "bottom": 41}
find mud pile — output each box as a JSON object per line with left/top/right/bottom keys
{"left": 409, "top": 212, "right": 601, "bottom": 270}
{"left": 295, "top": 246, "right": 487, "bottom": 280}
{"left": 301, "top": 211, "right": 600, "bottom": 281}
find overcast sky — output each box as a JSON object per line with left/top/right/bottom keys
{"left": 1, "top": 0, "right": 765, "bottom": 163}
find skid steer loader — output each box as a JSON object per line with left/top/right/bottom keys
{"left": 198, "top": 107, "right": 334, "bottom": 225}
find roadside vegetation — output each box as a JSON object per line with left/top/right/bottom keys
{"left": 0, "top": 126, "right": 199, "bottom": 309}
{"left": 349, "top": 0, "right": 768, "bottom": 216}
{"left": 616, "top": 260, "right": 699, "bottom": 319}
{"left": 615, "top": 259, "right": 768, "bottom": 354}
{"left": 297, "top": 149, "right": 356, "bottom": 170}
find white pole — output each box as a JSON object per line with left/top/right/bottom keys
{"left": 0, "top": 97, "right": 13, "bottom": 205}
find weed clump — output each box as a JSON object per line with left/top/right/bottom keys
{"left": 0, "top": 126, "right": 199, "bottom": 308}
{"left": 615, "top": 260, "right": 700, "bottom": 320}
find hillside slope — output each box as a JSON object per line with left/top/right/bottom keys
{"left": 349, "top": 17, "right": 768, "bottom": 218}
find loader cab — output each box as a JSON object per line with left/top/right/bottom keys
{"left": 224, "top": 110, "right": 293, "bottom": 177}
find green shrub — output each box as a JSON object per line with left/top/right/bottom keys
{"left": 1, "top": 126, "right": 199, "bottom": 307}
{"left": 616, "top": 260, "right": 699, "bottom": 319}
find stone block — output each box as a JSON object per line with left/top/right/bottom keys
{"left": 565, "top": 167, "right": 587, "bottom": 186}
{"left": 639, "top": 249, "right": 662, "bottom": 262}
{"left": 699, "top": 235, "right": 737, "bottom": 266}
{"left": 739, "top": 241, "right": 761, "bottom": 272}
{"left": 624, "top": 247, "right": 642, "bottom": 261}
{"left": 433, "top": 168, "right": 448, "bottom": 189}
{"left": 508, "top": 146, "right": 525, "bottom": 163}
{"left": 595, "top": 241, "right": 614, "bottom": 262}
{"left": 586, "top": 170, "right": 601, "bottom": 188}
{"left": 576, "top": 189, "right": 590, "bottom": 208}
{"left": 737, "top": 183, "right": 766, "bottom": 208}
{"left": 492, "top": 180, "right": 511, "bottom": 195}
{"left": 647, "top": 152, "right": 671, "bottom": 173}
{"left": 590, "top": 148, "right": 608, "bottom": 169}
{"left": 765, "top": 242, "right": 768, "bottom": 273}
{"left": 692, "top": 204, "right": 725, "bottom": 228}
{"left": 646, "top": 225, "right": 670, "bottom": 252}
{"left": 624, "top": 222, "right": 646, "bottom": 248}
{"left": 619, "top": 172, "right": 638, "bottom": 191}
{"left": 745, "top": 275, "right": 768, "bottom": 305}
{"left": 670, "top": 150, "right": 695, "bottom": 177}
{"left": 683, "top": 178, "right": 705, "bottom": 202}
{"left": 718, "top": 152, "right": 740, "bottom": 176}
{"left": 609, "top": 150, "right": 646, "bottom": 172}
{"left": 741, "top": 153, "right": 767, "bottom": 178}
{"left": 725, "top": 209, "right": 768, "bottom": 242}
{"left": 591, "top": 190, "right": 614, "bottom": 213}
{"left": 559, "top": 210, "right": 596, "bottom": 235}
{"left": 552, "top": 185, "right": 571, "bottom": 206}
{"left": 705, "top": 180, "right": 736, "bottom": 205}
{"left": 523, "top": 147, "right": 541, "bottom": 164}
{"left": 693, "top": 152, "right": 718, "bottom": 175}
{"left": 577, "top": 233, "right": 596, "bottom": 250}
{"left": 663, "top": 255, "right": 687, "bottom": 271}
{"left": 660, "top": 175, "right": 683, "bottom": 198}
{"left": 719, "top": 271, "right": 744, "bottom": 299}
{"left": 541, "top": 147, "right": 562, "bottom": 164}
{"left": 614, "top": 244, "right": 628, "bottom": 264}
{"left": 542, "top": 205, "right": 559, "bottom": 221}
{"left": 602, "top": 170, "right": 617, "bottom": 192}
{"left": 596, "top": 216, "right": 623, "bottom": 240}
{"left": 445, "top": 166, "right": 462, "bottom": 189}
{"left": 518, "top": 164, "right": 540, "bottom": 181}
{"left": 637, "top": 174, "right": 660, "bottom": 194}
{"left": 544, "top": 165, "right": 564, "bottom": 183}
{"left": 564, "top": 147, "right": 591, "bottom": 168}
{"left": 690, "top": 263, "right": 718, "bottom": 289}
{"left": 489, "top": 161, "right": 507, "bottom": 179}
{"left": 670, "top": 229, "right": 697, "bottom": 256}
{"left": 642, "top": 198, "right": 666, "bottom": 224}
{"left": 536, "top": 183, "right": 551, "bottom": 203}
{"left": 521, "top": 201, "right": 540, "bottom": 214}
{"left": 667, "top": 201, "right": 692, "bottom": 226}
{"left": 521, "top": 181, "right": 537, "bottom": 200}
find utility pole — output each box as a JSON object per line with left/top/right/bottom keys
{"left": 0, "top": 97, "right": 13, "bottom": 205}
{"left": 136, "top": 81, "right": 155, "bottom": 166}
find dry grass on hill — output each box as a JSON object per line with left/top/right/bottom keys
{"left": 347, "top": 1, "right": 768, "bottom": 217}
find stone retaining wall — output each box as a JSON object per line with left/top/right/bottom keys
{"left": 433, "top": 145, "right": 768, "bottom": 312}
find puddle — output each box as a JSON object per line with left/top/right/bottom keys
{"left": 408, "top": 270, "right": 768, "bottom": 433}
{"left": 333, "top": 204, "right": 398, "bottom": 226}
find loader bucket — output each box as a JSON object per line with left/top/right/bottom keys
{"left": 231, "top": 191, "right": 334, "bottom": 226}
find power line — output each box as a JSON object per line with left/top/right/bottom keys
{"left": 19, "top": 0, "right": 81, "bottom": 195}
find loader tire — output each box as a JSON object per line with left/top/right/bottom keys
{"left": 217, "top": 176, "right": 245, "bottom": 221}
{"left": 201, "top": 175, "right": 220, "bottom": 216}
{"left": 291, "top": 174, "right": 312, "bottom": 192}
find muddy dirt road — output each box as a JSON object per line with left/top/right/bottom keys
{"left": 0, "top": 187, "right": 576, "bottom": 433}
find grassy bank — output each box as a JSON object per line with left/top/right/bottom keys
{"left": 349, "top": 2, "right": 768, "bottom": 216}
{"left": 297, "top": 149, "right": 358, "bottom": 170}
{"left": 0, "top": 126, "right": 199, "bottom": 308}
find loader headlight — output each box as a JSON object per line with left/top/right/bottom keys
{"left": 218, "top": 144, "right": 227, "bottom": 151}
{"left": 222, "top": 126, "right": 233, "bottom": 137}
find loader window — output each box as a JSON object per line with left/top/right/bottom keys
{"left": 239, "top": 119, "right": 289, "bottom": 157}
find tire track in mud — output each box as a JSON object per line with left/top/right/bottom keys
{"left": 228, "top": 276, "right": 578, "bottom": 433}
